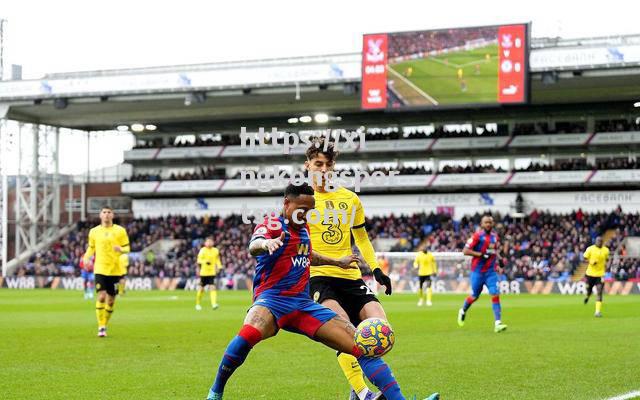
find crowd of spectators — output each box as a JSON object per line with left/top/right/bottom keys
{"left": 131, "top": 118, "right": 640, "bottom": 151}
{"left": 388, "top": 27, "right": 498, "bottom": 59}
{"left": 127, "top": 166, "right": 226, "bottom": 182}
{"left": 596, "top": 119, "right": 640, "bottom": 133}
{"left": 512, "top": 121, "right": 586, "bottom": 136}
{"left": 124, "top": 157, "right": 640, "bottom": 183}
{"left": 13, "top": 208, "right": 640, "bottom": 283}
{"left": 377, "top": 207, "right": 640, "bottom": 282}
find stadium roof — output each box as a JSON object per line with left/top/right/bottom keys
{"left": 1, "top": 34, "right": 640, "bottom": 132}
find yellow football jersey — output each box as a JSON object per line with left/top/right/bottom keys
{"left": 414, "top": 251, "right": 437, "bottom": 276}
{"left": 309, "top": 187, "right": 366, "bottom": 280}
{"left": 198, "top": 246, "right": 222, "bottom": 276}
{"left": 584, "top": 245, "right": 610, "bottom": 277}
{"left": 84, "top": 224, "right": 130, "bottom": 276}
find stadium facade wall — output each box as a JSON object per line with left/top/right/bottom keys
{"left": 2, "top": 276, "right": 639, "bottom": 295}
{"left": 131, "top": 190, "right": 640, "bottom": 220}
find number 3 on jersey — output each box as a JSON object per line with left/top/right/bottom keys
{"left": 321, "top": 201, "right": 343, "bottom": 245}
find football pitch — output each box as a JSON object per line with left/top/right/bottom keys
{"left": 1, "top": 290, "right": 639, "bottom": 400}
{"left": 388, "top": 44, "right": 499, "bottom": 106}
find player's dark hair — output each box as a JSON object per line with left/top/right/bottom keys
{"left": 285, "top": 182, "right": 314, "bottom": 198}
{"left": 101, "top": 205, "right": 113, "bottom": 211}
{"left": 305, "top": 136, "right": 338, "bottom": 162}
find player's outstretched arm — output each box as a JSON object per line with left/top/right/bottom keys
{"left": 352, "top": 227, "right": 393, "bottom": 294}
{"left": 248, "top": 232, "right": 286, "bottom": 256}
{"left": 311, "top": 252, "right": 360, "bottom": 269}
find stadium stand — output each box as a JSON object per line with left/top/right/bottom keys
{"left": 14, "top": 209, "right": 640, "bottom": 283}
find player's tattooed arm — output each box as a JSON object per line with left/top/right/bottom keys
{"left": 310, "top": 252, "right": 360, "bottom": 269}
{"left": 333, "top": 314, "right": 357, "bottom": 335}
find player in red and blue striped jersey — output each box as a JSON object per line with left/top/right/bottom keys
{"left": 206, "top": 183, "right": 439, "bottom": 400}
{"left": 457, "top": 214, "right": 508, "bottom": 333}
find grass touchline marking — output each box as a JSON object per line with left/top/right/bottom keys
{"left": 388, "top": 66, "right": 439, "bottom": 105}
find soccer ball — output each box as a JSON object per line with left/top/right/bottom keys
{"left": 354, "top": 317, "right": 395, "bottom": 357}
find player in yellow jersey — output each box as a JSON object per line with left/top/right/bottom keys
{"left": 305, "top": 137, "right": 394, "bottom": 400}
{"left": 83, "top": 206, "right": 130, "bottom": 337}
{"left": 196, "top": 237, "right": 223, "bottom": 310}
{"left": 583, "top": 236, "right": 610, "bottom": 317}
{"left": 457, "top": 68, "right": 463, "bottom": 80}
{"left": 414, "top": 248, "right": 437, "bottom": 307}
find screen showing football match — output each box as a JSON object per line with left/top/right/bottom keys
{"left": 361, "top": 24, "right": 529, "bottom": 109}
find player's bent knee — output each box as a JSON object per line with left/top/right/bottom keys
{"left": 238, "top": 324, "right": 263, "bottom": 347}
{"left": 359, "top": 301, "right": 386, "bottom": 321}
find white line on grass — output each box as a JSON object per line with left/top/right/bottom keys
{"left": 605, "top": 390, "right": 640, "bottom": 400}
{"left": 428, "top": 57, "right": 461, "bottom": 69}
{"left": 428, "top": 57, "right": 489, "bottom": 69}
{"left": 459, "top": 59, "right": 490, "bottom": 68}
{"left": 387, "top": 66, "right": 439, "bottom": 105}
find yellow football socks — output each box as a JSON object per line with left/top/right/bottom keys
{"left": 209, "top": 290, "right": 218, "bottom": 306}
{"left": 196, "top": 288, "right": 204, "bottom": 305}
{"left": 595, "top": 301, "right": 602, "bottom": 313}
{"left": 337, "top": 352, "right": 368, "bottom": 395}
{"left": 105, "top": 303, "right": 114, "bottom": 325}
{"left": 427, "top": 287, "right": 433, "bottom": 303}
{"left": 96, "top": 301, "right": 106, "bottom": 327}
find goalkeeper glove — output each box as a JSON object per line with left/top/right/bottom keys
{"left": 373, "top": 268, "right": 392, "bottom": 295}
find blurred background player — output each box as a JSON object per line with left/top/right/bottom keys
{"left": 414, "top": 247, "right": 437, "bottom": 306}
{"left": 457, "top": 215, "right": 507, "bottom": 333}
{"left": 80, "top": 256, "right": 95, "bottom": 300}
{"left": 305, "top": 138, "right": 395, "bottom": 400}
{"left": 583, "top": 236, "right": 610, "bottom": 317}
{"left": 117, "top": 253, "right": 128, "bottom": 296}
{"left": 196, "top": 237, "right": 223, "bottom": 310}
{"left": 206, "top": 183, "right": 439, "bottom": 400}
{"left": 404, "top": 66, "right": 413, "bottom": 77}
{"left": 83, "top": 206, "right": 131, "bottom": 338}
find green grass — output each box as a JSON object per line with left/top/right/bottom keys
{"left": 1, "top": 290, "right": 639, "bottom": 400}
{"left": 389, "top": 44, "right": 499, "bottom": 105}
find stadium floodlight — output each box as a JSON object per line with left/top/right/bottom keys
{"left": 145, "top": 124, "right": 157, "bottom": 131}
{"left": 299, "top": 116, "right": 312, "bottom": 123}
{"left": 634, "top": 101, "right": 640, "bottom": 108}
{"left": 287, "top": 118, "right": 299, "bottom": 124}
{"left": 314, "top": 113, "right": 329, "bottom": 123}
{"left": 131, "top": 123, "right": 145, "bottom": 132}
{"left": 116, "top": 125, "right": 129, "bottom": 132}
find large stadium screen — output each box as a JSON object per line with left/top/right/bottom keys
{"left": 361, "top": 24, "right": 529, "bottom": 109}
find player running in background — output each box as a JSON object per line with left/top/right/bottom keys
{"left": 80, "top": 256, "right": 95, "bottom": 300}
{"left": 83, "top": 206, "right": 130, "bottom": 338}
{"left": 205, "top": 183, "right": 439, "bottom": 400}
{"left": 457, "top": 215, "right": 507, "bottom": 333}
{"left": 414, "top": 248, "right": 437, "bottom": 307}
{"left": 196, "top": 237, "right": 223, "bottom": 310}
{"left": 304, "top": 138, "right": 396, "bottom": 400}
{"left": 583, "top": 236, "right": 610, "bottom": 317}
